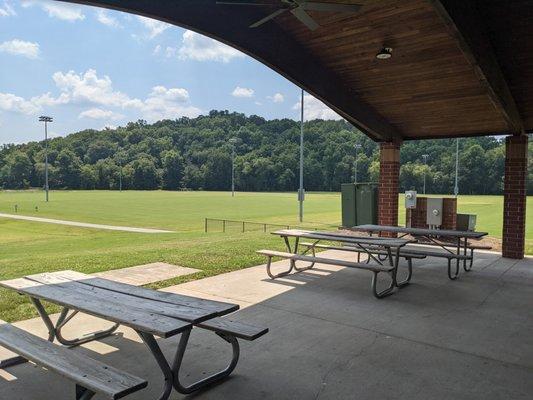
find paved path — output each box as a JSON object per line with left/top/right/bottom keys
{"left": 94, "top": 262, "right": 199, "bottom": 285}
{"left": 0, "top": 213, "right": 173, "bottom": 233}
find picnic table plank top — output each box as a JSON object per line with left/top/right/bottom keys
{"left": 26, "top": 272, "right": 218, "bottom": 324}
{"left": 352, "top": 224, "right": 488, "bottom": 239}
{"left": 0, "top": 277, "right": 190, "bottom": 338}
{"left": 272, "top": 229, "right": 413, "bottom": 247}
{"left": 0, "top": 270, "right": 240, "bottom": 338}
{"left": 49, "top": 270, "right": 238, "bottom": 316}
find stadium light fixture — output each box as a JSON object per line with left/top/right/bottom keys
{"left": 39, "top": 116, "right": 53, "bottom": 202}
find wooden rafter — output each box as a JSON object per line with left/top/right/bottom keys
{"left": 429, "top": 0, "right": 524, "bottom": 135}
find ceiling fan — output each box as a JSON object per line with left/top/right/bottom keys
{"left": 216, "top": 0, "right": 362, "bottom": 31}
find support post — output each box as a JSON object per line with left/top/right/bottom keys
{"left": 378, "top": 142, "right": 401, "bottom": 237}
{"left": 502, "top": 134, "right": 528, "bottom": 259}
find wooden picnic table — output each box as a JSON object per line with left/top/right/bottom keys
{"left": 0, "top": 270, "right": 267, "bottom": 400}
{"left": 266, "top": 229, "right": 415, "bottom": 297}
{"left": 352, "top": 224, "right": 488, "bottom": 277}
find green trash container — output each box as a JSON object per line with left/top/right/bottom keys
{"left": 341, "top": 183, "right": 378, "bottom": 228}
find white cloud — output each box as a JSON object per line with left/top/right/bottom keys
{"left": 0, "top": 1, "right": 16, "bottom": 17}
{"left": 0, "top": 39, "right": 40, "bottom": 59}
{"left": 79, "top": 108, "right": 124, "bottom": 120}
{"left": 136, "top": 16, "right": 170, "bottom": 39}
{"left": 178, "top": 30, "right": 244, "bottom": 63}
{"left": 165, "top": 46, "right": 176, "bottom": 58}
{"left": 268, "top": 93, "right": 284, "bottom": 103}
{"left": 95, "top": 9, "right": 121, "bottom": 28}
{"left": 255, "top": 101, "right": 262, "bottom": 106}
{"left": 0, "top": 93, "right": 40, "bottom": 115}
{"left": 140, "top": 85, "right": 200, "bottom": 121}
{"left": 231, "top": 86, "right": 254, "bottom": 98}
{"left": 0, "top": 69, "right": 201, "bottom": 122}
{"left": 31, "top": 92, "right": 70, "bottom": 107}
{"left": 52, "top": 69, "right": 139, "bottom": 108}
{"left": 293, "top": 94, "right": 342, "bottom": 120}
{"left": 153, "top": 44, "right": 161, "bottom": 55}
{"left": 22, "top": 0, "right": 85, "bottom": 22}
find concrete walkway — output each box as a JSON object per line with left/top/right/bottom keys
{"left": 94, "top": 262, "right": 199, "bottom": 285}
{"left": 0, "top": 213, "right": 174, "bottom": 233}
{"left": 1, "top": 250, "right": 532, "bottom": 399}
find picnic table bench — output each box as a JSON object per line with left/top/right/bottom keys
{"left": 257, "top": 229, "right": 415, "bottom": 298}
{"left": 0, "top": 319, "right": 147, "bottom": 399}
{"left": 0, "top": 270, "right": 268, "bottom": 399}
{"left": 351, "top": 225, "right": 488, "bottom": 279}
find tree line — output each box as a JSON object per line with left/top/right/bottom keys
{"left": 1, "top": 111, "right": 531, "bottom": 195}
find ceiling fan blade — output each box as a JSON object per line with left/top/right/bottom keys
{"left": 291, "top": 6, "right": 320, "bottom": 30}
{"left": 216, "top": 1, "right": 274, "bottom": 6}
{"left": 303, "top": 2, "right": 361, "bottom": 13}
{"left": 250, "top": 8, "right": 287, "bottom": 28}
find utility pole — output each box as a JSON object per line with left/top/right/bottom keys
{"left": 354, "top": 143, "right": 362, "bottom": 184}
{"left": 422, "top": 154, "right": 429, "bottom": 194}
{"left": 298, "top": 89, "right": 305, "bottom": 223}
{"left": 229, "top": 138, "right": 237, "bottom": 197}
{"left": 454, "top": 138, "right": 459, "bottom": 197}
{"left": 39, "top": 116, "right": 53, "bottom": 202}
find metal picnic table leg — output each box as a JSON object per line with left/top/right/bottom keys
{"left": 292, "top": 236, "right": 316, "bottom": 272}
{"left": 391, "top": 246, "right": 412, "bottom": 288}
{"left": 463, "top": 238, "right": 473, "bottom": 272}
{"left": 31, "top": 297, "right": 119, "bottom": 347}
{"left": 136, "top": 327, "right": 240, "bottom": 398}
{"left": 266, "top": 236, "right": 295, "bottom": 278}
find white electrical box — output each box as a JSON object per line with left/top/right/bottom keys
{"left": 426, "top": 198, "right": 443, "bottom": 227}
{"left": 405, "top": 191, "right": 417, "bottom": 209}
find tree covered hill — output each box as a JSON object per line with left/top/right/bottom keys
{"left": 1, "top": 111, "right": 531, "bottom": 194}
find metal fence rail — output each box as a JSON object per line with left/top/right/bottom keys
{"left": 204, "top": 218, "right": 290, "bottom": 233}
{"left": 204, "top": 218, "right": 337, "bottom": 233}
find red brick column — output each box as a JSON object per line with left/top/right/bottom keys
{"left": 502, "top": 134, "right": 528, "bottom": 259}
{"left": 378, "top": 142, "right": 401, "bottom": 237}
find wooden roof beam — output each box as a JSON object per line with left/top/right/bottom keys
{"left": 430, "top": 0, "right": 524, "bottom": 135}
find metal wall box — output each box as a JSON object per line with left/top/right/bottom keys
{"left": 355, "top": 183, "right": 378, "bottom": 226}
{"left": 341, "top": 183, "right": 378, "bottom": 228}
{"left": 405, "top": 191, "right": 417, "bottom": 209}
{"left": 456, "top": 214, "right": 477, "bottom": 231}
{"left": 426, "top": 198, "right": 443, "bottom": 226}
{"left": 341, "top": 183, "right": 357, "bottom": 228}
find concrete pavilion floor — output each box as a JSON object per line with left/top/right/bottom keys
{"left": 1, "top": 250, "right": 532, "bottom": 400}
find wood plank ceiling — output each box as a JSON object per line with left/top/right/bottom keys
{"left": 64, "top": 0, "right": 531, "bottom": 142}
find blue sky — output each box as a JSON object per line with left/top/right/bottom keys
{"left": 0, "top": 0, "right": 340, "bottom": 145}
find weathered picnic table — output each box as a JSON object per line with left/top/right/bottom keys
{"left": 258, "top": 229, "right": 415, "bottom": 298}
{"left": 351, "top": 224, "right": 488, "bottom": 279}
{"left": 0, "top": 270, "right": 267, "bottom": 400}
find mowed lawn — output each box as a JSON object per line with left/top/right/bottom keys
{"left": 0, "top": 190, "right": 531, "bottom": 322}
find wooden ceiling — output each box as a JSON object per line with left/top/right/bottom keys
{"left": 63, "top": 0, "right": 533, "bottom": 142}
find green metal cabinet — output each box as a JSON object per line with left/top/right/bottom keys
{"left": 341, "top": 183, "right": 378, "bottom": 228}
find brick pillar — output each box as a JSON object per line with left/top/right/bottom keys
{"left": 502, "top": 134, "right": 528, "bottom": 259}
{"left": 378, "top": 142, "right": 401, "bottom": 237}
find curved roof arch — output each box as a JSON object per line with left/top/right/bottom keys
{"left": 59, "top": 0, "right": 533, "bottom": 142}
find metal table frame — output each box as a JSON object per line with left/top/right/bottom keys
{"left": 271, "top": 230, "right": 413, "bottom": 298}
{"left": 353, "top": 225, "right": 488, "bottom": 279}
{"left": 0, "top": 274, "right": 244, "bottom": 400}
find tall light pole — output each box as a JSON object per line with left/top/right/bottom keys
{"left": 39, "top": 116, "right": 53, "bottom": 202}
{"left": 229, "top": 138, "right": 237, "bottom": 197}
{"left": 454, "top": 138, "right": 459, "bottom": 197}
{"left": 353, "top": 143, "right": 362, "bottom": 184}
{"left": 422, "top": 154, "right": 429, "bottom": 194}
{"left": 298, "top": 89, "right": 305, "bottom": 223}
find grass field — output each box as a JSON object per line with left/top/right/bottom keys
{"left": 0, "top": 190, "right": 531, "bottom": 322}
